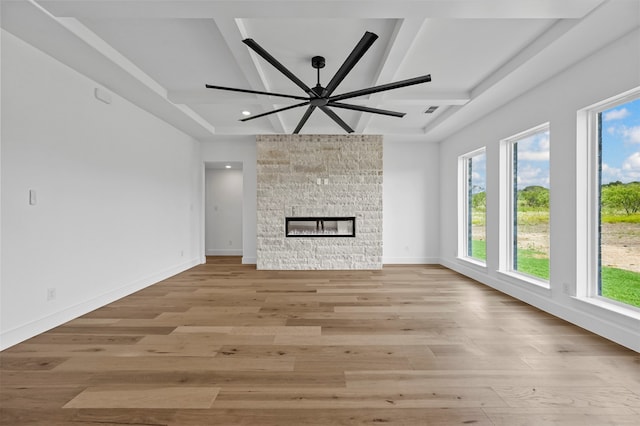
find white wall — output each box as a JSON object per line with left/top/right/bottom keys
{"left": 383, "top": 139, "right": 440, "bottom": 263}
{"left": 205, "top": 168, "right": 243, "bottom": 255}
{"left": 438, "top": 28, "right": 640, "bottom": 351}
{"left": 201, "top": 138, "right": 257, "bottom": 264}
{"left": 0, "top": 30, "right": 203, "bottom": 350}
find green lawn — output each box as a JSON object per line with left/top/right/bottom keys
{"left": 469, "top": 240, "right": 640, "bottom": 308}
{"left": 515, "top": 248, "right": 550, "bottom": 280}
{"left": 601, "top": 267, "right": 640, "bottom": 307}
{"left": 512, "top": 209, "right": 640, "bottom": 225}
{"left": 470, "top": 239, "right": 486, "bottom": 261}
{"left": 601, "top": 212, "right": 640, "bottom": 224}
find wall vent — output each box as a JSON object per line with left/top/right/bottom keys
{"left": 425, "top": 106, "right": 439, "bottom": 114}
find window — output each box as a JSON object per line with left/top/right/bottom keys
{"left": 500, "top": 124, "right": 550, "bottom": 284}
{"left": 579, "top": 89, "right": 640, "bottom": 310}
{"left": 459, "top": 148, "right": 486, "bottom": 263}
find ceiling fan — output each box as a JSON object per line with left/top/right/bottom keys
{"left": 205, "top": 31, "right": 431, "bottom": 134}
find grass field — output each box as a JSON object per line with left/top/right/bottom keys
{"left": 470, "top": 240, "right": 640, "bottom": 308}
{"left": 601, "top": 268, "right": 640, "bottom": 307}
{"left": 514, "top": 247, "right": 550, "bottom": 280}
{"left": 470, "top": 239, "right": 486, "bottom": 261}
{"left": 601, "top": 213, "right": 640, "bottom": 223}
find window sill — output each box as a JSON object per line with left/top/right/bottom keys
{"left": 456, "top": 256, "right": 487, "bottom": 269}
{"left": 572, "top": 296, "right": 640, "bottom": 321}
{"left": 497, "top": 270, "right": 551, "bottom": 292}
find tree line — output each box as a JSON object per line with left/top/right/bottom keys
{"left": 471, "top": 182, "right": 640, "bottom": 214}
{"left": 471, "top": 185, "right": 549, "bottom": 210}
{"left": 602, "top": 181, "right": 640, "bottom": 215}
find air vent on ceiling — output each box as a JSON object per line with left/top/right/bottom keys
{"left": 425, "top": 106, "right": 439, "bottom": 114}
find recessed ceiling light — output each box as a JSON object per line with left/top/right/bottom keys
{"left": 225, "top": 165, "right": 232, "bottom": 169}
{"left": 241, "top": 110, "right": 251, "bottom": 116}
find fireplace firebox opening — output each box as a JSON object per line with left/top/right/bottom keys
{"left": 285, "top": 217, "right": 355, "bottom": 237}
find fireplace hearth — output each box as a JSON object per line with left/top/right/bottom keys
{"left": 286, "top": 217, "right": 355, "bottom": 237}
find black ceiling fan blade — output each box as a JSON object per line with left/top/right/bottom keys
{"left": 328, "top": 101, "right": 405, "bottom": 117}
{"left": 329, "top": 74, "right": 432, "bottom": 102}
{"left": 323, "top": 31, "right": 378, "bottom": 97}
{"left": 240, "top": 102, "right": 309, "bottom": 122}
{"left": 319, "top": 106, "right": 354, "bottom": 133}
{"left": 293, "top": 105, "right": 317, "bottom": 134}
{"left": 205, "top": 84, "right": 308, "bottom": 101}
{"left": 243, "top": 38, "right": 315, "bottom": 97}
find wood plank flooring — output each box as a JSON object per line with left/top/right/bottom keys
{"left": 1, "top": 256, "right": 639, "bottom": 425}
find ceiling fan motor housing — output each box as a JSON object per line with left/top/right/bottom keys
{"left": 311, "top": 56, "right": 325, "bottom": 69}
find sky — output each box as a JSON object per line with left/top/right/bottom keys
{"left": 470, "top": 152, "right": 486, "bottom": 193}
{"left": 469, "top": 96, "right": 640, "bottom": 191}
{"left": 601, "top": 97, "right": 640, "bottom": 184}
{"left": 516, "top": 129, "right": 550, "bottom": 188}
{"left": 469, "top": 129, "right": 550, "bottom": 191}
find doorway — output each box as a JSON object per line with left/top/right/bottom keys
{"left": 204, "top": 162, "right": 243, "bottom": 256}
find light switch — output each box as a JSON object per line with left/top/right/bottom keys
{"left": 324, "top": 178, "right": 329, "bottom": 185}
{"left": 317, "top": 178, "right": 321, "bottom": 185}
{"left": 29, "top": 189, "right": 37, "bottom": 205}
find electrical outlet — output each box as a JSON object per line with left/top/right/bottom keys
{"left": 180, "top": 250, "right": 184, "bottom": 257}
{"left": 228, "top": 240, "right": 233, "bottom": 246}
{"left": 563, "top": 282, "right": 570, "bottom": 295}
{"left": 46, "top": 288, "right": 56, "bottom": 301}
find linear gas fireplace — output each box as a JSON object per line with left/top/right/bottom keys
{"left": 286, "top": 217, "right": 356, "bottom": 237}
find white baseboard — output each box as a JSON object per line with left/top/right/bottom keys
{"left": 206, "top": 249, "right": 243, "bottom": 256}
{"left": 242, "top": 256, "right": 257, "bottom": 264}
{"left": 440, "top": 257, "right": 640, "bottom": 353}
{"left": 383, "top": 257, "right": 440, "bottom": 264}
{"left": 0, "top": 258, "right": 201, "bottom": 350}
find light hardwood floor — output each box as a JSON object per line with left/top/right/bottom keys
{"left": 1, "top": 257, "right": 639, "bottom": 425}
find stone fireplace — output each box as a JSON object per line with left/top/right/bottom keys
{"left": 256, "top": 134, "right": 382, "bottom": 270}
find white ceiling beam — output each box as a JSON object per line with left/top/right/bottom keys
{"left": 354, "top": 18, "right": 426, "bottom": 133}
{"left": 2, "top": 0, "right": 216, "bottom": 138}
{"left": 422, "top": 0, "right": 639, "bottom": 141}
{"left": 55, "top": 17, "right": 216, "bottom": 135}
{"left": 169, "top": 90, "right": 299, "bottom": 106}
{"left": 213, "top": 17, "right": 286, "bottom": 133}
{"left": 38, "top": 0, "right": 606, "bottom": 20}
{"left": 470, "top": 18, "right": 580, "bottom": 100}
{"left": 381, "top": 92, "right": 470, "bottom": 105}
{"left": 421, "top": 17, "right": 580, "bottom": 136}
{"left": 168, "top": 89, "right": 469, "bottom": 106}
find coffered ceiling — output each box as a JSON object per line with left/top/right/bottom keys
{"left": 2, "top": 0, "right": 638, "bottom": 142}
